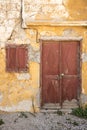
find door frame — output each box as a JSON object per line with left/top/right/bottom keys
{"left": 40, "top": 39, "right": 82, "bottom": 108}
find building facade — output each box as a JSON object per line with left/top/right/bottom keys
{"left": 0, "top": 0, "right": 87, "bottom": 112}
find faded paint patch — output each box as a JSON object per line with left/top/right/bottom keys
{"left": 22, "top": 0, "right": 69, "bottom": 26}
{"left": 30, "top": 62, "right": 39, "bottom": 88}
{"left": 25, "top": 29, "right": 38, "bottom": 44}
{"left": 16, "top": 73, "right": 31, "bottom": 80}
{"left": 66, "top": 0, "right": 87, "bottom": 21}
{"left": 29, "top": 45, "right": 40, "bottom": 63}
{"left": 0, "top": 0, "right": 21, "bottom": 42}
{"left": 40, "top": 31, "right": 57, "bottom": 37}
{"left": 0, "top": 93, "right": 3, "bottom": 102}
{"left": 62, "top": 29, "right": 79, "bottom": 37}
{"left": 35, "top": 88, "right": 40, "bottom": 107}
{"left": 82, "top": 62, "right": 87, "bottom": 94}
{"left": 82, "top": 53, "right": 87, "bottom": 62}
{"left": 8, "top": 23, "right": 30, "bottom": 45}
{"left": 0, "top": 42, "right": 5, "bottom": 48}
{"left": 0, "top": 100, "right": 32, "bottom": 112}
{"left": 80, "top": 94, "right": 87, "bottom": 105}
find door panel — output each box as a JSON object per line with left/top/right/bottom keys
{"left": 42, "top": 42, "right": 60, "bottom": 105}
{"left": 41, "top": 41, "right": 81, "bottom": 107}
{"left": 43, "top": 77, "right": 60, "bottom": 103}
{"left": 61, "top": 41, "right": 79, "bottom": 75}
{"left": 62, "top": 77, "right": 79, "bottom": 101}
{"left": 61, "top": 41, "right": 80, "bottom": 102}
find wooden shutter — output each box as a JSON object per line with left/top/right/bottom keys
{"left": 16, "top": 45, "right": 28, "bottom": 72}
{"left": 6, "top": 45, "right": 28, "bottom": 72}
{"left": 6, "top": 46, "right": 16, "bottom": 71}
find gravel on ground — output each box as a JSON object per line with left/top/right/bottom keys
{"left": 0, "top": 112, "right": 87, "bottom": 130}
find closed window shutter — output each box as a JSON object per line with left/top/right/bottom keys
{"left": 6, "top": 46, "right": 16, "bottom": 71}
{"left": 6, "top": 45, "right": 28, "bottom": 72}
{"left": 16, "top": 46, "right": 28, "bottom": 71}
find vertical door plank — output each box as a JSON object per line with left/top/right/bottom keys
{"left": 61, "top": 41, "right": 80, "bottom": 102}
{"left": 16, "top": 46, "right": 28, "bottom": 71}
{"left": 42, "top": 41, "right": 60, "bottom": 105}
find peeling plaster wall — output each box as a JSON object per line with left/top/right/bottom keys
{"left": 22, "top": 0, "right": 69, "bottom": 27}
{"left": 22, "top": 0, "right": 87, "bottom": 26}
{"left": 0, "top": 0, "right": 39, "bottom": 112}
{"left": 0, "top": 0, "right": 87, "bottom": 112}
{"left": 0, "top": 0, "right": 21, "bottom": 44}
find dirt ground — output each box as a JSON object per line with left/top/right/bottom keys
{"left": 0, "top": 112, "right": 87, "bottom": 130}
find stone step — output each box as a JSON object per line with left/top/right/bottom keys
{"left": 61, "top": 109, "right": 72, "bottom": 114}
{"left": 42, "top": 104, "right": 78, "bottom": 109}
{"left": 63, "top": 102, "right": 78, "bottom": 105}
{"left": 62, "top": 104, "right": 78, "bottom": 109}
{"left": 41, "top": 108, "right": 72, "bottom": 114}
{"left": 41, "top": 100, "right": 79, "bottom": 113}
{"left": 42, "top": 103, "right": 61, "bottom": 109}
{"left": 41, "top": 109, "right": 59, "bottom": 113}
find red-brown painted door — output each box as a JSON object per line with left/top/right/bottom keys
{"left": 42, "top": 41, "right": 60, "bottom": 105}
{"left": 61, "top": 41, "right": 80, "bottom": 102}
{"left": 41, "top": 41, "right": 80, "bottom": 107}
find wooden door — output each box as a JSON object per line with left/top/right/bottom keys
{"left": 41, "top": 41, "right": 81, "bottom": 107}
{"left": 41, "top": 41, "right": 60, "bottom": 106}
{"left": 61, "top": 41, "right": 81, "bottom": 102}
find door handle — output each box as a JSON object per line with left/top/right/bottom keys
{"left": 60, "top": 73, "right": 64, "bottom": 77}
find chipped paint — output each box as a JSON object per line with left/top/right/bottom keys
{"left": 63, "top": 99, "right": 78, "bottom": 109}
{"left": 22, "top": 0, "right": 69, "bottom": 26}
{"left": 0, "top": 100, "right": 32, "bottom": 112}
{"left": 16, "top": 73, "right": 31, "bottom": 80}
{"left": 0, "top": 0, "right": 87, "bottom": 112}
{"left": 80, "top": 94, "right": 87, "bottom": 106}
{"left": 22, "top": 0, "right": 87, "bottom": 27}
{"left": 82, "top": 53, "right": 87, "bottom": 62}
{"left": 0, "top": 93, "right": 3, "bottom": 102}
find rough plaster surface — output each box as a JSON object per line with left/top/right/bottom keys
{"left": 16, "top": 73, "right": 31, "bottom": 80}
{"left": 22, "top": 0, "right": 87, "bottom": 27}
{"left": 0, "top": 0, "right": 40, "bottom": 112}
{"left": 0, "top": 100, "right": 32, "bottom": 112}
{"left": 80, "top": 94, "right": 87, "bottom": 105}
{"left": 22, "top": 0, "right": 69, "bottom": 26}
{"left": 0, "top": 93, "right": 3, "bottom": 102}
{"left": 0, "top": 0, "right": 21, "bottom": 43}
{"left": 29, "top": 45, "right": 40, "bottom": 63}
{"left": 82, "top": 53, "right": 87, "bottom": 62}
{"left": 7, "top": 23, "right": 30, "bottom": 45}
{"left": 0, "top": 0, "right": 87, "bottom": 112}
{"left": 62, "top": 29, "right": 79, "bottom": 37}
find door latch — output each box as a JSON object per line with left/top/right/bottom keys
{"left": 61, "top": 73, "right": 64, "bottom": 77}
{"left": 60, "top": 73, "right": 64, "bottom": 79}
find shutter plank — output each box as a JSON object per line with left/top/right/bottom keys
{"left": 17, "top": 46, "right": 28, "bottom": 72}
{"left": 6, "top": 47, "right": 16, "bottom": 71}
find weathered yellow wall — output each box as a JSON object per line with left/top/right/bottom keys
{"left": 23, "top": 0, "right": 87, "bottom": 26}
{"left": 26, "top": 25, "right": 87, "bottom": 95}
{"left": 0, "top": 0, "right": 87, "bottom": 112}
{"left": 0, "top": 48, "right": 39, "bottom": 111}
{"left": 0, "top": 28, "right": 40, "bottom": 111}
{"left": 66, "top": 0, "right": 87, "bottom": 21}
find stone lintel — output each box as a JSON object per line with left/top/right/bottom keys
{"left": 22, "top": 21, "right": 87, "bottom": 28}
